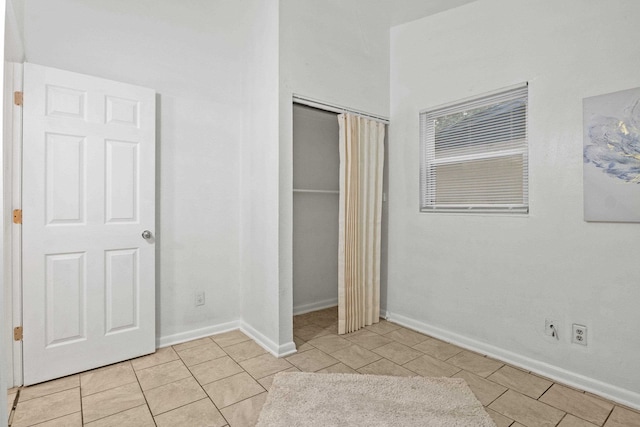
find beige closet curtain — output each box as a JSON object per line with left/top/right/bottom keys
{"left": 337, "top": 113, "right": 385, "bottom": 335}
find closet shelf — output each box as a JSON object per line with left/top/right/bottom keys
{"left": 293, "top": 188, "right": 339, "bottom": 194}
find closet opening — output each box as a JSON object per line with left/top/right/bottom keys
{"left": 291, "top": 100, "right": 389, "bottom": 340}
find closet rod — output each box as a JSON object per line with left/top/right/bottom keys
{"left": 293, "top": 189, "right": 339, "bottom": 194}
{"left": 293, "top": 94, "right": 390, "bottom": 125}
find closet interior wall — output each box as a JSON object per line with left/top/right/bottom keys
{"left": 292, "top": 104, "right": 340, "bottom": 313}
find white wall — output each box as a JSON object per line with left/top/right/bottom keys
{"left": 278, "top": 0, "right": 394, "bottom": 349}
{"left": 4, "top": 0, "right": 20, "bottom": 62}
{"left": 389, "top": 0, "right": 640, "bottom": 408}
{"left": 240, "top": 0, "right": 289, "bottom": 354}
{"left": 280, "top": 0, "right": 391, "bottom": 118}
{"left": 279, "top": 0, "right": 476, "bottom": 116}
{"left": 20, "top": 0, "right": 249, "bottom": 345}
{"left": 2, "top": 0, "right": 490, "bottom": 381}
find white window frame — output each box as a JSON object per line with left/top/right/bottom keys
{"left": 420, "top": 84, "right": 529, "bottom": 214}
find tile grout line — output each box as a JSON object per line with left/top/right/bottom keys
{"left": 241, "top": 360, "right": 292, "bottom": 383}
{"left": 397, "top": 353, "right": 461, "bottom": 377}
{"left": 208, "top": 339, "right": 264, "bottom": 426}
{"left": 210, "top": 395, "right": 232, "bottom": 427}
{"left": 599, "top": 406, "right": 615, "bottom": 426}
{"left": 181, "top": 353, "right": 228, "bottom": 370}
{"left": 215, "top": 389, "right": 269, "bottom": 422}
{"left": 166, "top": 346, "right": 237, "bottom": 425}
{"left": 186, "top": 367, "right": 243, "bottom": 389}
{"left": 131, "top": 361, "right": 158, "bottom": 426}
{"left": 536, "top": 382, "right": 555, "bottom": 402}
{"left": 78, "top": 365, "right": 139, "bottom": 423}
{"left": 81, "top": 404, "right": 148, "bottom": 426}
{"left": 483, "top": 368, "right": 552, "bottom": 402}
{"left": 318, "top": 361, "right": 347, "bottom": 372}
{"left": 555, "top": 412, "right": 569, "bottom": 426}
{"left": 484, "top": 365, "right": 504, "bottom": 379}
{"left": 133, "top": 355, "right": 183, "bottom": 372}
{"left": 536, "top": 383, "right": 612, "bottom": 426}
{"left": 15, "top": 379, "right": 79, "bottom": 404}
{"left": 80, "top": 379, "right": 138, "bottom": 399}
{"left": 151, "top": 396, "right": 226, "bottom": 425}
{"left": 13, "top": 387, "right": 83, "bottom": 426}
{"left": 215, "top": 388, "right": 267, "bottom": 412}
{"left": 78, "top": 383, "right": 84, "bottom": 426}
{"left": 484, "top": 387, "right": 510, "bottom": 408}
{"left": 7, "top": 389, "right": 20, "bottom": 427}
{"left": 136, "top": 371, "right": 193, "bottom": 393}
{"left": 171, "top": 338, "right": 215, "bottom": 354}
{"left": 194, "top": 349, "right": 267, "bottom": 427}
{"left": 141, "top": 348, "right": 218, "bottom": 426}
{"left": 23, "top": 411, "right": 83, "bottom": 427}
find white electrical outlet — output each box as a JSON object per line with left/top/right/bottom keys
{"left": 572, "top": 324, "right": 587, "bottom": 346}
{"left": 195, "top": 291, "right": 205, "bottom": 307}
{"left": 545, "top": 319, "right": 559, "bottom": 339}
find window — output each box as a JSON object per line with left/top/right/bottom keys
{"left": 420, "top": 85, "right": 528, "bottom": 213}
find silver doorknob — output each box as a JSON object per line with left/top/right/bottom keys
{"left": 141, "top": 230, "right": 152, "bottom": 239}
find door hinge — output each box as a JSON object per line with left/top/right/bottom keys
{"left": 13, "top": 209, "right": 22, "bottom": 224}
{"left": 14, "top": 326, "right": 23, "bottom": 341}
{"left": 14, "top": 91, "right": 23, "bottom": 106}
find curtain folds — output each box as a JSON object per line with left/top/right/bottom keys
{"left": 337, "top": 113, "right": 385, "bottom": 335}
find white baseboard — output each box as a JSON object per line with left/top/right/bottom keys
{"left": 157, "top": 320, "right": 296, "bottom": 358}
{"left": 293, "top": 298, "right": 338, "bottom": 315}
{"left": 157, "top": 320, "right": 240, "bottom": 348}
{"left": 386, "top": 311, "right": 640, "bottom": 411}
{"left": 240, "top": 321, "right": 297, "bottom": 358}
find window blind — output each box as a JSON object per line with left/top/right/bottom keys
{"left": 420, "top": 85, "right": 528, "bottom": 213}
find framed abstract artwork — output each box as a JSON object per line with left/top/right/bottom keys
{"left": 583, "top": 87, "right": 640, "bottom": 222}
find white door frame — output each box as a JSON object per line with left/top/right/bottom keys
{"left": 4, "top": 61, "right": 24, "bottom": 388}
{"left": 11, "top": 61, "right": 24, "bottom": 387}
{"left": 11, "top": 64, "right": 24, "bottom": 386}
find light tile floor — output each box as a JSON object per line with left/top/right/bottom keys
{"left": 7, "top": 307, "right": 640, "bottom": 427}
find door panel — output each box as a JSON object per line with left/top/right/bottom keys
{"left": 45, "top": 252, "right": 86, "bottom": 346}
{"left": 45, "top": 133, "right": 86, "bottom": 224}
{"left": 104, "top": 249, "right": 138, "bottom": 334}
{"left": 22, "top": 63, "right": 156, "bottom": 385}
{"left": 105, "top": 139, "right": 138, "bottom": 222}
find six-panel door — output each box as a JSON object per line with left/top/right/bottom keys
{"left": 22, "top": 63, "right": 156, "bottom": 385}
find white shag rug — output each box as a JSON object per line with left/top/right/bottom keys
{"left": 256, "top": 372, "right": 496, "bottom": 427}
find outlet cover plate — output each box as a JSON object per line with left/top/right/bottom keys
{"left": 572, "top": 324, "right": 587, "bottom": 346}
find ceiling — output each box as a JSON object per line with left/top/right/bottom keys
{"left": 11, "top": 0, "right": 479, "bottom": 38}
{"left": 383, "top": 0, "right": 479, "bottom": 26}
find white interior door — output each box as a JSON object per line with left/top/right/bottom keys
{"left": 22, "top": 63, "right": 156, "bottom": 385}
